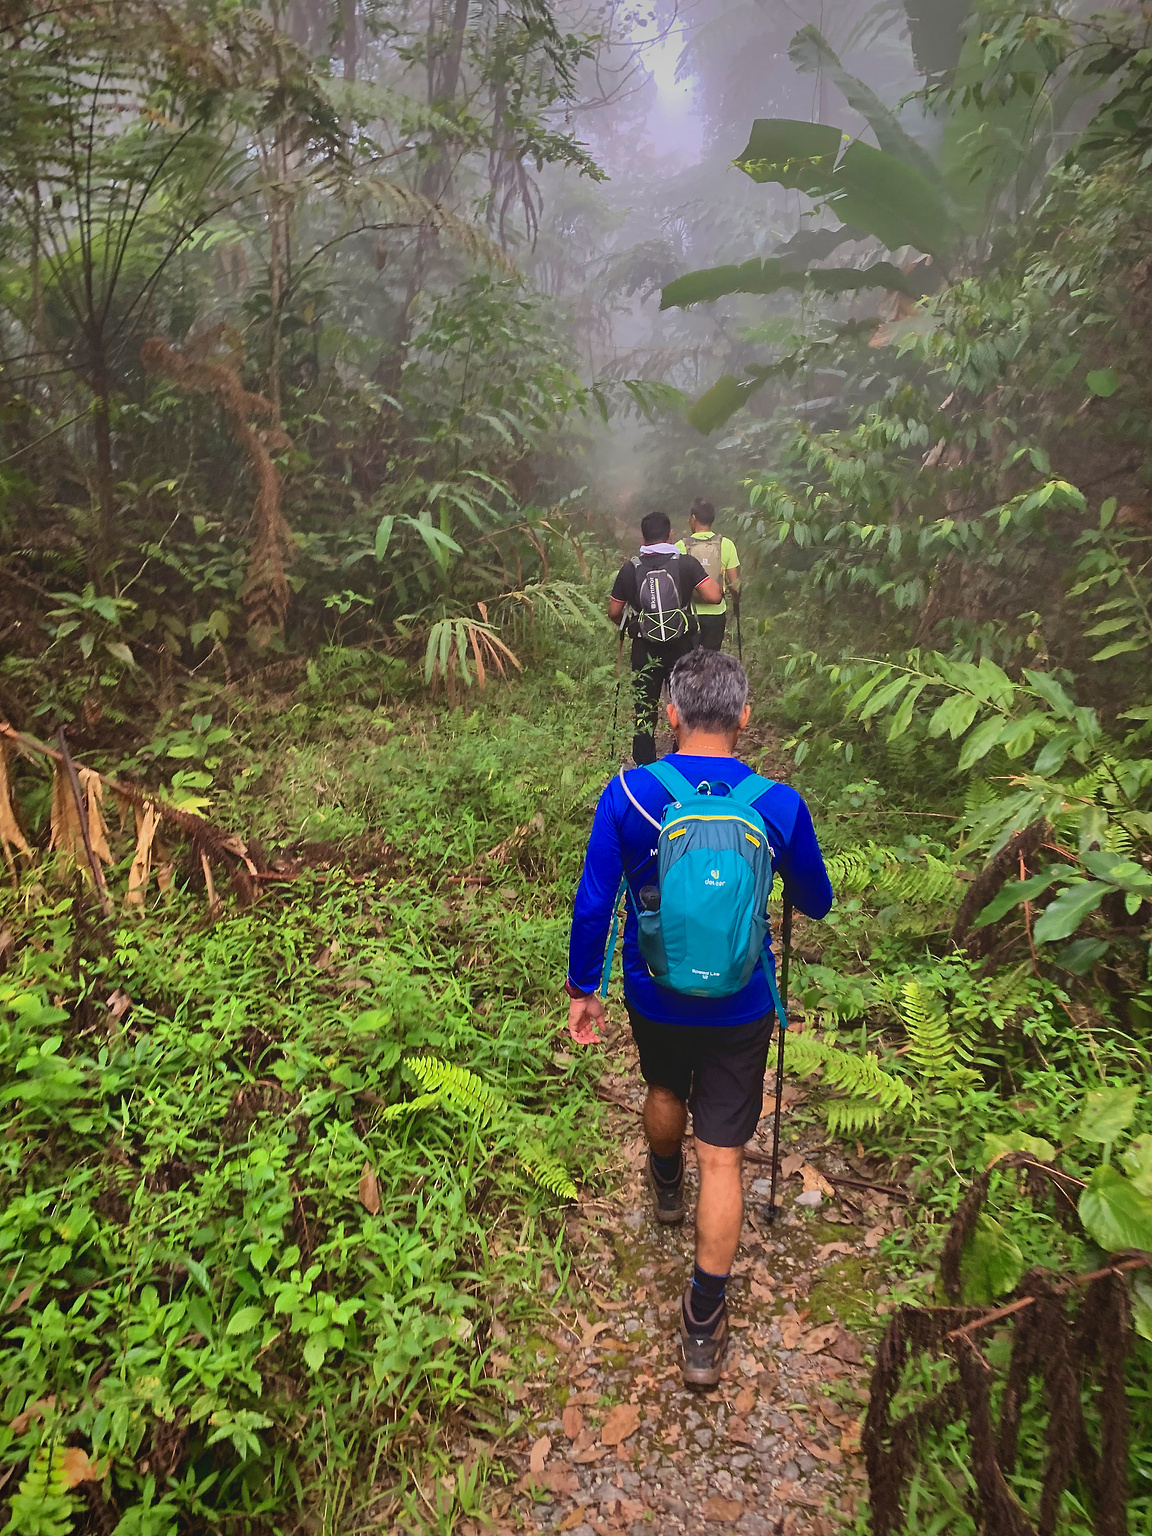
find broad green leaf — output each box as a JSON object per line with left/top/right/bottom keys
{"left": 1077, "top": 1084, "right": 1140, "bottom": 1144}
{"left": 972, "top": 869, "right": 1061, "bottom": 929}
{"left": 1086, "top": 368, "right": 1119, "bottom": 397}
{"left": 105, "top": 641, "right": 135, "bottom": 667}
{"left": 303, "top": 1335, "right": 328, "bottom": 1372}
{"left": 1078, "top": 1165, "right": 1152, "bottom": 1252}
{"left": 734, "top": 118, "right": 844, "bottom": 195}
{"left": 859, "top": 672, "right": 913, "bottom": 720}
{"left": 1090, "top": 638, "right": 1146, "bottom": 662}
{"left": 1120, "top": 1135, "right": 1152, "bottom": 1198}
{"left": 660, "top": 257, "right": 913, "bottom": 311}
{"left": 1133, "top": 1274, "right": 1152, "bottom": 1342}
{"left": 983, "top": 1131, "right": 1056, "bottom": 1167}
{"left": 1056, "top": 937, "right": 1109, "bottom": 974}
{"left": 829, "top": 140, "right": 955, "bottom": 258}
{"left": 374, "top": 514, "right": 394, "bottom": 561}
{"left": 959, "top": 1214, "right": 1024, "bottom": 1305}
{"left": 927, "top": 692, "right": 980, "bottom": 740}
{"left": 1081, "top": 850, "right": 1152, "bottom": 895}
{"left": 686, "top": 374, "right": 767, "bottom": 435}
{"left": 1033, "top": 729, "right": 1081, "bottom": 775}
{"left": 1022, "top": 669, "right": 1077, "bottom": 719}
{"left": 1032, "top": 880, "right": 1109, "bottom": 943}
{"left": 957, "top": 716, "right": 1006, "bottom": 771}
{"left": 226, "top": 1305, "right": 265, "bottom": 1335}
{"left": 788, "top": 26, "right": 940, "bottom": 183}
{"left": 887, "top": 680, "right": 928, "bottom": 740}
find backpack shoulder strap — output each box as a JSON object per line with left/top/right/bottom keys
{"left": 728, "top": 771, "right": 777, "bottom": 808}
{"left": 644, "top": 759, "right": 698, "bottom": 804}
{"left": 617, "top": 767, "right": 662, "bottom": 831}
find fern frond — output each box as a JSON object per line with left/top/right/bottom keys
{"left": 785, "top": 1031, "right": 914, "bottom": 1114}
{"left": 377, "top": 1091, "right": 443, "bottom": 1121}
{"left": 963, "top": 779, "right": 997, "bottom": 819}
{"left": 899, "top": 980, "right": 964, "bottom": 1079}
{"left": 519, "top": 1139, "right": 577, "bottom": 1201}
{"left": 824, "top": 1097, "right": 889, "bottom": 1135}
{"left": 402, "top": 1056, "right": 503, "bottom": 1122}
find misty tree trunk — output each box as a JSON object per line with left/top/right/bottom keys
{"left": 90, "top": 349, "right": 116, "bottom": 588}
{"left": 387, "top": 0, "right": 470, "bottom": 370}
{"left": 341, "top": 0, "right": 357, "bottom": 80}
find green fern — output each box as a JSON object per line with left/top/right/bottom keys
{"left": 7, "top": 1445, "right": 76, "bottom": 1536}
{"left": 899, "top": 980, "right": 969, "bottom": 1080}
{"left": 520, "top": 1138, "right": 578, "bottom": 1200}
{"left": 377, "top": 1091, "right": 444, "bottom": 1121}
{"left": 824, "top": 843, "right": 959, "bottom": 908}
{"left": 388, "top": 1058, "right": 577, "bottom": 1202}
{"left": 824, "top": 1096, "right": 889, "bottom": 1136}
{"left": 402, "top": 1056, "right": 504, "bottom": 1122}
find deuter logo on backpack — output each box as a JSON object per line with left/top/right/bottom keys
{"left": 632, "top": 553, "right": 689, "bottom": 644}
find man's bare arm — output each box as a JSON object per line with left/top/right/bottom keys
{"left": 696, "top": 576, "right": 722, "bottom": 605}
{"left": 608, "top": 596, "right": 627, "bottom": 623}
{"left": 725, "top": 566, "right": 740, "bottom": 593}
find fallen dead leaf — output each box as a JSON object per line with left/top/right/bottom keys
{"left": 9, "top": 1396, "right": 55, "bottom": 1435}
{"left": 815, "top": 1241, "right": 855, "bottom": 1262}
{"left": 572, "top": 1443, "right": 613, "bottom": 1464}
{"left": 830, "top": 1329, "right": 865, "bottom": 1365}
{"left": 620, "top": 1499, "right": 646, "bottom": 1520}
{"left": 750, "top": 1278, "right": 775, "bottom": 1303}
{"left": 780, "top": 1151, "right": 806, "bottom": 1179}
{"left": 662, "top": 1423, "right": 681, "bottom": 1445}
{"left": 57, "top": 1448, "right": 106, "bottom": 1489}
{"left": 558, "top": 1509, "right": 589, "bottom": 1532}
{"left": 726, "top": 1416, "right": 754, "bottom": 1446}
{"left": 579, "top": 1317, "right": 614, "bottom": 1349}
{"left": 841, "top": 1415, "right": 863, "bottom": 1454}
{"left": 529, "top": 1436, "right": 551, "bottom": 1475}
{"left": 780, "top": 1312, "right": 809, "bottom": 1349}
{"left": 599, "top": 1403, "right": 641, "bottom": 1446}
{"left": 864, "top": 1225, "right": 886, "bottom": 1249}
{"left": 800, "top": 1164, "right": 836, "bottom": 1197}
{"left": 800, "top": 1323, "right": 841, "bottom": 1355}
{"left": 357, "top": 1160, "right": 380, "bottom": 1215}
{"left": 6, "top": 1282, "right": 37, "bottom": 1315}
{"left": 561, "top": 1404, "right": 583, "bottom": 1439}
{"left": 802, "top": 1437, "right": 843, "bottom": 1466}
{"left": 734, "top": 1385, "right": 757, "bottom": 1416}
{"left": 571, "top": 1428, "right": 596, "bottom": 1455}
{"left": 702, "top": 1495, "right": 743, "bottom": 1522}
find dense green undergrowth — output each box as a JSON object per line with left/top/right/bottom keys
{"left": 0, "top": 659, "right": 625, "bottom": 1535}
{"left": 4, "top": 621, "right": 1152, "bottom": 1533}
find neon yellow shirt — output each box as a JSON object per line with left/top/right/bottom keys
{"left": 676, "top": 531, "right": 739, "bottom": 615}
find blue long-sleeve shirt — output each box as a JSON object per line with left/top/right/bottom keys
{"left": 568, "top": 754, "right": 834, "bottom": 1026}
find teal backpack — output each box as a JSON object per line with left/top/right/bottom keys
{"left": 602, "top": 760, "right": 787, "bottom": 1021}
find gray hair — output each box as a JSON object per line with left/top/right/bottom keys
{"left": 668, "top": 649, "right": 748, "bottom": 733}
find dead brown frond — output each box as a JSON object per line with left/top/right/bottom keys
{"left": 866, "top": 1158, "right": 1147, "bottom": 1536}
{"left": 141, "top": 328, "right": 294, "bottom": 648}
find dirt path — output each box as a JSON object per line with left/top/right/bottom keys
{"left": 472, "top": 1018, "right": 904, "bottom": 1536}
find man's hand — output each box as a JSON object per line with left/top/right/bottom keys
{"left": 568, "top": 993, "right": 605, "bottom": 1045}
{"left": 731, "top": 588, "right": 741, "bottom": 614}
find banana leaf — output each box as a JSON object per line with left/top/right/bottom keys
{"left": 661, "top": 258, "right": 917, "bottom": 311}
{"left": 789, "top": 25, "right": 941, "bottom": 185}
{"left": 734, "top": 119, "right": 844, "bottom": 195}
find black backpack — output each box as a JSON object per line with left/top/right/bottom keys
{"left": 631, "top": 553, "right": 690, "bottom": 644}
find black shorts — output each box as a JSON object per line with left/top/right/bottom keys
{"left": 627, "top": 1006, "right": 775, "bottom": 1148}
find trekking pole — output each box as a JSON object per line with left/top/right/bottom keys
{"left": 734, "top": 595, "right": 743, "bottom": 662}
{"left": 766, "top": 897, "right": 792, "bottom": 1224}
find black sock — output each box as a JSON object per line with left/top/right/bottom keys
{"left": 685, "top": 1264, "right": 728, "bottom": 1333}
{"left": 650, "top": 1148, "right": 682, "bottom": 1185}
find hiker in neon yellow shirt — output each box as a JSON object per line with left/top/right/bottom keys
{"left": 676, "top": 500, "right": 740, "bottom": 652}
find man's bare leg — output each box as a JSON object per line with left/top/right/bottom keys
{"left": 643, "top": 1083, "right": 687, "bottom": 1155}
{"left": 694, "top": 1140, "right": 744, "bottom": 1274}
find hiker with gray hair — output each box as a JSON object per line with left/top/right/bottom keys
{"left": 565, "top": 649, "right": 833, "bottom": 1388}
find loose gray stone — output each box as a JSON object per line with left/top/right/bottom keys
{"left": 624, "top": 1208, "right": 645, "bottom": 1231}
{"left": 693, "top": 1427, "right": 713, "bottom": 1448}
{"left": 782, "top": 1460, "right": 800, "bottom": 1481}
{"left": 796, "top": 1452, "right": 817, "bottom": 1474}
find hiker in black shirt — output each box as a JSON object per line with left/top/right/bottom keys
{"left": 609, "top": 511, "right": 721, "bottom": 764}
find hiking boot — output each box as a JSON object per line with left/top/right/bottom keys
{"left": 679, "top": 1288, "right": 729, "bottom": 1390}
{"left": 646, "top": 1152, "right": 685, "bottom": 1224}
